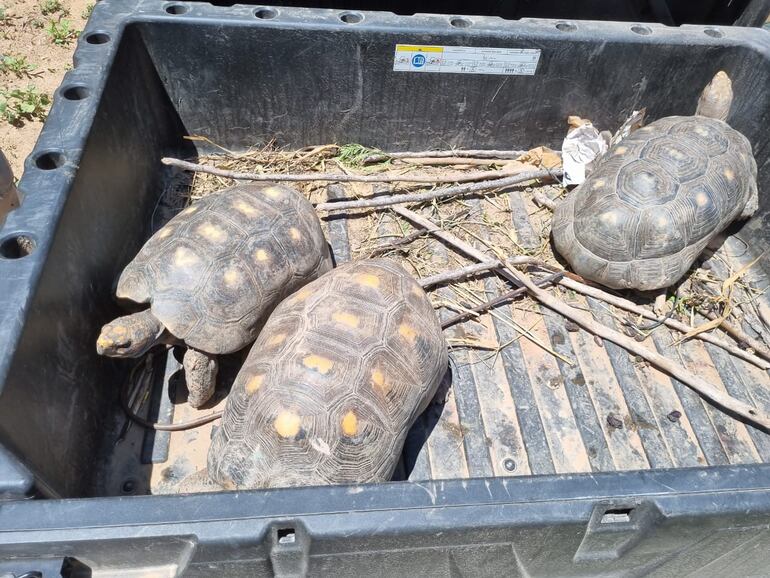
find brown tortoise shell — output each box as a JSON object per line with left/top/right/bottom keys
{"left": 207, "top": 258, "right": 449, "bottom": 489}
{"left": 552, "top": 116, "right": 757, "bottom": 291}
{"left": 115, "top": 183, "right": 332, "bottom": 354}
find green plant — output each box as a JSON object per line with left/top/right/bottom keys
{"left": 39, "top": 0, "right": 67, "bottom": 16}
{"left": 0, "top": 86, "right": 50, "bottom": 125}
{"left": 31, "top": 17, "right": 45, "bottom": 28}
{"left": 336, "top": 143, "right": 381, "bottom": 168}
{"left": 82, "top": 2, "right": 94, "bottom": 19}
{"left": 0, "top": 55, "right": 36, "bottom": 78}
{"left": 46, "top": 18, "right": 79, "bottom": 45}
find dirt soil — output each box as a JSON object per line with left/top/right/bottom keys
{"left": 0, "top": 0, "right": 91, "bottom": 176}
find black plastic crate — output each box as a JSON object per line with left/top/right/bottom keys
{"left": 1, "top": 1, "right": 770, "bottom": 575}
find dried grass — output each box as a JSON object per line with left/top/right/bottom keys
{"left": 171, "top": 138, "right": 768, "bottom": 363}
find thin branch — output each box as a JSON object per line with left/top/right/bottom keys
{"left": 556, "top": 277, "right": 770, "bottom": 370}
{"left": 441, "top": 272, "right": 563, "bottom": 328}
{"left": 315, "top": 170, "right": 560, "bottom": 212}
{"left": 532, "top": 192, "right": 556, "bottom": 210}
{"left": 509, "top": 267, "right": 770, "bottom": 431}
{"left": 364, "top": 149, "right": 529, "bottom": 163}
{"left": 419, "top": 261, "right": 500, "bottom": 289}
{"left": 162, "top": 156, "right": 549, "bottom": 185}
{"left": 701, "top": 308, "right": 770, "bottom": 362}
{"left": 396, "top": 207, "right": 770, "bottom": 431}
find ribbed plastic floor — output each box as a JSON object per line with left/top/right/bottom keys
{"left": 105, "top": 182, "right": 770, "bottom": 497}
{"left": 322, "top": 186, "right": 770, "bottom": 480}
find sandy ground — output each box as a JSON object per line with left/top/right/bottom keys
{"left": 0, "top": 0, "right": 91, "bottom": 176}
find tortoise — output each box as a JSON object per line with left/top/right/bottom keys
{"left": 206, "top": 258, "right": 448, "bottom": 489}
{"left": 552, "top": 71, "right": 758, "bottom": 292}
{"left": 96, "top": 183, "right": 332, "bottom": 408}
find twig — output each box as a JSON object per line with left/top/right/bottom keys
{"left": 419, "top": 261, "right": 500, "bottom": 289}
{"left": 400, "top": 157, "right": 506, "bottom": 166}
{"left": 701, "top": 309, "right": 770, "bottom": 362}
{"left": 532, "top": 192, "right": 556, "bottom": 210}
{"left": 557, "top": 276, "right": 770, "bottom": 370}
{"left": 314, "top": 170, "right": 560, "bottom": 212}
{"left": 364, "top": 149, "right": 529, "bottom": 163}
{"left": 368, "top": 229, "right": 428, "bottom": 256}
{"left": 394, "top": 207, "right": 570, "bottom": 364}
{"left": 441, "top": 272, "right": 563, "bottom": 328}
{"left": 508, "top": 267, "right": 770, "bottom": 431}
{"left": 395, "top": 207, "right": 770, "bottom": 430}
{"left": 162, "top": 157, "right": 550, "bottom": 185}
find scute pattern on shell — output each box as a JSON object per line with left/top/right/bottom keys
{"left": 115, "top": 184, "right": 332, "bottom": 354}
{"left": 552, "top": 116, "right": 758, "bottom": 291}
{"left": 207, "top": 258, "right": 449, "bottom": 489}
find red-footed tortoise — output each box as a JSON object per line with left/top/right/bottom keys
{"left": 206, "top": 258, "right": 448, "bottom": 489}
{"left": 552, "top": 71, "right": 758, "bottom": 292}
{"left": 96, "top": 183, "right": 332, "bottom": 408}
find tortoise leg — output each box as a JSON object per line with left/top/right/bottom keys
{"left": 183, "top": 349, "right": 218, "bottom": 408}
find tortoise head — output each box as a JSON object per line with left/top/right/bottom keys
{"left": 696, "top": 71, "right": 733, "bottom": 122}
{"left": 96, "top": 309, "right": 165, "bottom": 358}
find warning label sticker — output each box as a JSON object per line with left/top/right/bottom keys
{"left": 393, "top": 44, "right": 541, "bottom": 76}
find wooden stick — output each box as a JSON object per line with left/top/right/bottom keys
{"left": 368, "top": 229, "right": 428, "bottom": 256}
{"left": 162, "top": 157, "right": 549, "bottom": 185}
{"left": 419, "top": 261, "right": 500, "bottom": 289}
{"left": 313, "top": 170, "right": 559, "bottom": 212}
{"left": 532, "top": 192, "right": 556, "bottom": 211}
{"left": 701, "top": 308, "right": 770, "bottom": 363}
{"left": 556, "top": 277, "right": 770, "bottom": 370}
{"left": 509, "top": 267, "right": 770, "bottom": 431}
{"left": 397, "top": 207, "right": 770, "bottom": 430}
{"left": 400, "top": 157, "right": 506, "bottom": 166}
{"left": 364, "top": 149, "right": 529, "bottom": 163}
{"left": 441, "top": 272, "right": 564, "bottom": 328}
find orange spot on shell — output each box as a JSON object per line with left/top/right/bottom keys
{"left": 695, "top": 192, "right": 709, "bottom": 207}
{"left": 157, "top": 227, "right": 174, "bottom": 239}
{"left": 267, "top": 333, "right": 286, "bottom": 347}
{"left": 303, "top": 354, "right": 334, "bottom": 374}
{"left": 356, "top": 273, "right": 380, "bottom": 288}
{"left": 399, "top": 324, "right": 417, "bottom": 343}
{"left": 274, "top": 411, "right": 301, "bottom": 437}
{"left": 371, "top": 368, "right": 390, "bottom": 393}
{"left": 264, "top": 186, "right": 282, "bottom": 199}
{"left": 223, "top": 268, "right": 240, "bottom": 287}
{"left": 233, "top": 199, "right": 259, "bottom": 217}
{"left": 723, "top": 168, "right": 735, "bottom": 181}
{"left": 592, "top": 179, "right": 606, "bottom": 189}
{"left": 255, "top": 249, "right": 270, "bottom": 262}
{"left": 245, "top": 374, "right": 264, "bottom": 394}
{"left": 341, "top": 411, "right": 358, "bottom": 436}
{"left": 173, "top": 247, "right": 199, "bottom": 267}
{"left": 197, "top": 223, "right": 226, "bottom": 242}
{"left": 289, "top": 227, "right": 302, "bottom": 241}
{"left": 182, "top": 205, "right": 198, "bottom": 215}
{"left": 613, "top": 146, "right": 628, "bottom": 155}
{"left": 333, "top": 311, "right": 360, "bottom": 328}
{"left": 292, "top": 287, "right": 312, "bottom": 302}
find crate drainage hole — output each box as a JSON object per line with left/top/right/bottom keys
{"left": 85, "top": 31, "right": 110, "bottom": 43}
{"left": 631, "top": 24, "right": 652, "bottom": 35}
{"left": 0, "top": 234, "right": 36, "bottom": 259}
{"left": 254, "top": 7, "right": 277, "bottom": 19}
{"left": 600, "top": 507, "right": 634, "bottom": 524}
{"left": 165, "top": 3, "right": 189, "bottom": 15}
{"left": 555, "top": 21, "right": 576, "bottom": 32}
{"left": 61, "top": 85, "right": 89, "bottom": 100}
{"left": 450, "top": 16, "right": 472, "bottom": 28}
{"left": 277, "top": 527, "right": 296, "bottom": 544}
{"left": 34, "top": 151, "right": 65, "bottom": 170}
{"left": 339, "top": 11, "right": 363, "bottom": 24}
{"left": 704, "top": 27, "right": 723, "bottom": 38}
